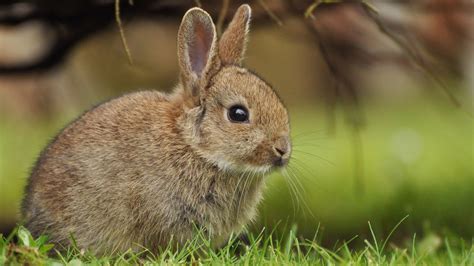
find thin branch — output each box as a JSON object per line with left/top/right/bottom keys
{"left": 360, "top": 3, "right": 473, "bottom": 118}
{"left": 305, "top": 1, "right": 327, "bottom": 19}
{"left": 115, "top": 0, "right": 134, "bottom": 65}
{"left": 216, "top": 0, "right": 230, "bottom": 35}
{"left": 289, "top": 0, "right": 367, "bottom": 192}
{"left": 258, "top": 0, "right": 284, "bottom": 26}
{"left": 0, "top": 1, "right": 277, "bottom": 74}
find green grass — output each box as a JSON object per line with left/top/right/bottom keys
{"left": 1, "top": 225, "right": 473, "bottom": 265}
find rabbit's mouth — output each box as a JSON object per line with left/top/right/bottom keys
{"left": 272, "top": 156, "right": 289, "bottom": 167}
{"left": 230, "top": 162, "right": 286, "bottom": 175}
{"left": 243, "top": 164, "right": 274, "bottom": 173}
{"left": 204, "top": 148, "right": 289, "bottom": 174}
{"left": 227, "top": 162, "right": 273, "bottom": 174}
{"left": 210, "top": 155, "right": 273, "bottom": 174}
{"left": 230, "top": 151, "right": 291, "bottom": 174}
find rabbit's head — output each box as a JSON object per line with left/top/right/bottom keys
{"left": 177, "top": 4, "right": 290, "bottom": 173}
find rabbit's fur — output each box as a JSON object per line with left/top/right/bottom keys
{"left": 22, "top": 4, "right": 291, "bottom": 254}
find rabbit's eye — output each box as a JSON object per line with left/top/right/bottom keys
{"left": 228, "top": 105, "right": 249, "bottom": 123}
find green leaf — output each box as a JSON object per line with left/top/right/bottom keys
{"left": 67, "top": 258, "right": 85, "bottom": 266}
{"left": 36, "top": 235, "right": 50, "bottom": 247}
{"left": 17, "top": 226, "right": 34, "bottom": 247}
{"left": 39, "top": 244, "right": 55, "bottom": 254}
{"left": 0, "top": 236, "right": 6, "bottom": 265}
{"left": 284, "top": 224, "right": 298, "bottom": 258}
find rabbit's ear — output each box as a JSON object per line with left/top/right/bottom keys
{"left": 218, "top": 4, "right": 251, "bottom": 65}
{"left": 178, "top": 8, "right": 219, "bottom": 102}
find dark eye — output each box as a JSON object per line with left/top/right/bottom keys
{"left": 228, "top": 105, "right": 249, "bottom": 123}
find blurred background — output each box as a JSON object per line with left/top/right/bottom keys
{"left": 0, "top": 0, "right": 473, "bottom": 249}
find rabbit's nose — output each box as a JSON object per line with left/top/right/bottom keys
{"left": 272, "top": 137, "right": 291, "bottom": 166}
{"left": 274, "top": 146, "right": 287, "bottom": 156}
{"left": 273, "top": 136, "right": 290, "bottom": 156}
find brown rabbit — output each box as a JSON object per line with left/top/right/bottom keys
{"left": 22, "top": 4, "right": 291, "bottom": 254}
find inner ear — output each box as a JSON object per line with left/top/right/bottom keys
{"left": 189, "top": 20, "right": 214, "bottom": 74}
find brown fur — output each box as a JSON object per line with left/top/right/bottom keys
{"left": 22, "top": 5, "right": 291, "bottom": 254}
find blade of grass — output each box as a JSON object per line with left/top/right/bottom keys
{"left": 381, "top": 215, "right": 409, "bottom": 252}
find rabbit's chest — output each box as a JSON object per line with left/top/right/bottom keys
{"left": 174, "top": 175, "right": 264, "bottom": 233}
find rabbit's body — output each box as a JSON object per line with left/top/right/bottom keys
{"left": 22, "top": 5, "right": 291, "bottom": 254}
{"left": 23, "top": 88, "right": 264, "bottom": 253}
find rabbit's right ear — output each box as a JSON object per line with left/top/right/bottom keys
{"left": 178, "top": 8, "right": 219, "bottom": 105}
{"left": 218, "top": 4, "right": 251, "bottom": 66}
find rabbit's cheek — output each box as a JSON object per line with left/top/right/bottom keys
{"left": 239, "top": 130, "right": 265, "bottom": 157}
{"left": 250, "top": 128, "right": 266, "bottom": 145}
{"left": 241, "top": 140, "right": 273, "bottom": 168}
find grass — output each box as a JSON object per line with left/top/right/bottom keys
{"left": 1, "top": 225, "right": 473, "bottom": 265}
{"left": 3, "top": 224, "right": 474, "bottom": 265}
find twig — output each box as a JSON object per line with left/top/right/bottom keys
{"left": 115, "top": 0, "right": 134, "bottom": 65}
{"left": 305, "top": 0, "right": 378, "bottom": 18}
{"left": 305, "top": 0, "right": 343, "bottom": 19}
{"left": 216, "top": 0, "right": 230, "bottom": 35}
{"left": 360, "top": 3, "right": 473, "bottom": 118}
{"left": 258, "top": 0, "right": 283, "bottom": 26}
{"left": 296, "top": 0, "right": 367, "bottom": 193}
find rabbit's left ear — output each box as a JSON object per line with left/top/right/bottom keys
{"left": 218, "top": 4, "right": 251, "bottom": 65}
{"left": 178, "top": 7, "right": 219, "bottom": 102}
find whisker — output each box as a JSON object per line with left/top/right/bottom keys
{"left": 292, "top": 141, "right": 333, "bottom": 151}
{"left": 286, "top": 166, "right": 316, "bottom": 220}
{"left": 241, "top": 168, "right": 259, "bottom": 217}
{"left": 291, "top": 149, "right": 335, "bottom": 166}
{"left": 292, "top": 132, "right": 329, "bottom": 139}
{"left": 292, "top": 142, "right": 330, "bottom": 148}
{"left": 281, "top": 169, "right": 299, "bottom": 218}
{"left": 288, "top": 160, "right": 317, "bottom": 184}
{"left": 237, "top": 170, "right": 252, "bottom": 218}
{"left": 291, "top": 130, "right": 327, "bottom": 139}
{"left": 284, "top": 166, "right": 310, "bottom": 218}
{"left": 232, "top": 171, "right": 246, "bottom": 216}
{"left": 289, "top": 158, "right": 329, "bottom": 194}
{"left": 290, "top": 157, "right": 316, "bottom": 175}
{"left": 292, "top": 137, "right": 330, "bottom": 144}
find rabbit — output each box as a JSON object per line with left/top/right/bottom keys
{"left": 21, "top": 4, "right": 291, "bottom": 255}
